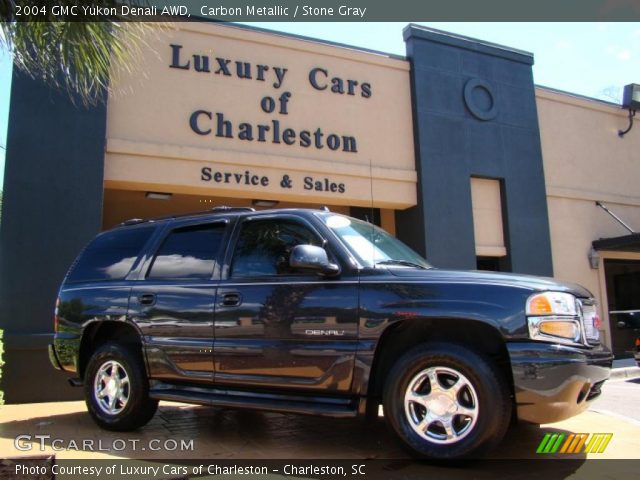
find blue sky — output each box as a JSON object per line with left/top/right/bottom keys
{"left": 0, "top": 44, "right": 11, "bottom": 190}
{"left": 1, "top": 22, "right": 639, "bottom": 188}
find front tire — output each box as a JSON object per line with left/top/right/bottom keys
{"left": 383, "top": 342, "right": 511, "bottom": 459}
{"left": 84, "top": 342, "right": 158, "bottom": 431}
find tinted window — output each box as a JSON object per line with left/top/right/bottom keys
{"left": 231, "top": 219, "right": 322, "bottom": 278}
{"left": 147, "top": 223, "right": 225, "bottom": 280}
{"left": 67, "top": 226, "right": 155, "bottom": 283}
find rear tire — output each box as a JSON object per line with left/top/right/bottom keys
{"left": 383, "top": 342, "right": 511, "bottom": 459}
{"left": 84, "top": 342, "right": 158, "bottom": 431}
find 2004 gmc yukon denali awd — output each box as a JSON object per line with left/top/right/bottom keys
{"left": 49, "top": 207, "right": 613, "bottom": 459}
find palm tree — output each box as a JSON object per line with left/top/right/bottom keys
{"left": 0, "top": 3, "right": 155, "bottom": 105}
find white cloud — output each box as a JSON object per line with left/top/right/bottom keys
{"left": 616, "top": 50, "right": 632, "bottom": 61}
{"left": 605, "top": 45, "right": 633, "bottom": 61}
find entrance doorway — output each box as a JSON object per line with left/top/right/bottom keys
{"left": 603, "top": 259, "right": 640, "bottom": 358}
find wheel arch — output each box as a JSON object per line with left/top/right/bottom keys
{"left": 78, "top": 320, "right": 145, "bottom": 380}
{"left": 367, "top": 317, "right": 514, "bottom": 403}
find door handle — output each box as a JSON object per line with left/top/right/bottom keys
{"left": 138, "top": 293, "right": 156, "bottom": 306}
{"left": 221, "top": 292, "right": 242, "bottom": 307}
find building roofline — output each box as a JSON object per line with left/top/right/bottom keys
{"left": 403, "top": 24, "right": 534, "bottom": 65}
{"left": 535, "top": 84, "right": 622, "bottom": 109}
{"left": 186, "top": 18, "right": 407, "bottom": 62}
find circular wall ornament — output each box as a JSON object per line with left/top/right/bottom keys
{"left": 463, "top": 78, "right": 498, "bottom": 121}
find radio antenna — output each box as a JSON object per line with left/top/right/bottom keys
{"left": 369, "top": 155, "right": 376, "bottom": 267}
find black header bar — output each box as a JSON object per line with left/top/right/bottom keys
{"left": 2, "top": 0, "right": 640, "bottom": 22}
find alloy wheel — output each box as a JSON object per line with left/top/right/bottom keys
{"left": 403, "top": 366, "right": 479, "bottom": 444}
{"left": 93, "top": 360, "right": 130, "bottom": 415}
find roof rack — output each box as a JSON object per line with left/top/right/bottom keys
{"left": 118, "top": 206, "right": 256, "bottom": 227}
{"left": 119, "top": 218, "right": 151, "bottom": 227}
{"left": 211, "top": 206, "right": 256, "bottom": 212}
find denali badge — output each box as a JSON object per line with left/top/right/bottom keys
{"left": 305, "top": 329, "right": 345, "bottom": 336}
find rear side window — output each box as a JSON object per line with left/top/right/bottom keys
{"left": 147, "top": 223, "right": 226, "bottom": 280}
{"left": 67, "top": 226, "right": 155, "bottom": 283}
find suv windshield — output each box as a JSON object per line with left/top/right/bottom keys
{"left": 317, "top": 213, "right": 431, "bottom": 269}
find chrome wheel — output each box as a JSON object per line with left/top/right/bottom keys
{"left": 404, "top": 366, "right": 479, "bottom": 445}
{"left": 93, "top": 360, "right": 130, "bottom": 415}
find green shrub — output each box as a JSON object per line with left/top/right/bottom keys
{"left": 0, "top": 329, "right": 4, "bottom": 405}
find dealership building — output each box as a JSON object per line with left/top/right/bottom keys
{"left": 1, "top": 22, "right": 639, "bottom": 402}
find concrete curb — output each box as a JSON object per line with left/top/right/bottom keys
{"left": 610, "top": 366, "right": 640, "bottom": 380}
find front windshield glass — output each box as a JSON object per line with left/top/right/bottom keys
{"left": 317, "top": 213, "right": 431, "bottom": 269}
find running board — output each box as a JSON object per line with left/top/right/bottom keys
{"left": 149, "top": 384, "right": 359, "bottom": 418}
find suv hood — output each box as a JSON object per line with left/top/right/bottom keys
{"left": 386, "top": 268, "right": 593, "bottom": 298}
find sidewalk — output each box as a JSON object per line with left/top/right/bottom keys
{"left": 610, "top": 357, "right": 640, "bottom": 380}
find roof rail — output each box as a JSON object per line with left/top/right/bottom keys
{"left": 119, "top": 218, "right": 151, "bottom": 227}
{"left": 118, "top": 207, "right": 255, "bottom": 227}
{"left": 211, "top": 206, "right": 256, "bottom": 213}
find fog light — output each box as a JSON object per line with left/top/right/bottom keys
{"left": 538, "top": 320, "right": 580, "bottom": 340}
{"left": 528, "top": 316, "right": 582, "bottom": 345}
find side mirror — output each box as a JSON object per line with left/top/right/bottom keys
{"left": 289, "top": 245, "right": 340, "bottom": 276}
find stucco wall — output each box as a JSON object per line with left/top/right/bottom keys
{"left": 537, "top": 87, "right": 640, "bottom": 347}
{"left": 105, "top": 22, "right": 416, "bottom": 209}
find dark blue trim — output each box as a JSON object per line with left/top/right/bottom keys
{"left": 399, "top": 25, "right": 553, "bottom": 276}
{"left": 0, "top": 70, "right": 107, "bottom": 402}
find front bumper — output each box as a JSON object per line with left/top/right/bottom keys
{"left": 507, "top": 341, "right": 613, "bottom": 424}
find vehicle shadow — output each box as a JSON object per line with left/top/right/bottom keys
{"left": 0, "top": 403, "right": 598, "bottom": 479}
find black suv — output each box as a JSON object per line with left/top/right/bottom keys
{"left": 49, "top": 207, "right": 612, "bottom": 459}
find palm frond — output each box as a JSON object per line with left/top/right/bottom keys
{"left": 0, "top": 6, "right": 164, "bottom": 105}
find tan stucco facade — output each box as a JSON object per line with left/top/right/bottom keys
{"left": 103, "top": 22, "right": 416, "bottom": 220}
{"left": 537, "top": 87, "right": 640, "bottom": 349}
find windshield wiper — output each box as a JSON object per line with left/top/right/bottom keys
{"left": 375, "top": 259, "right": 428, "bottom": 269}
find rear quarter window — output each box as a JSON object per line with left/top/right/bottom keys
{"left": 147, "top": 222, "right": 226, "bottom": 280}
{"left": 66, "top": 226, "right": 155, "bottom": 283}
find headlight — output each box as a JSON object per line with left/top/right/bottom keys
{"left": 526, "top": 292, "right": 583, "bottom": 345}
{"left": 526, "top": 292, "right": 578, "bottom": 316}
